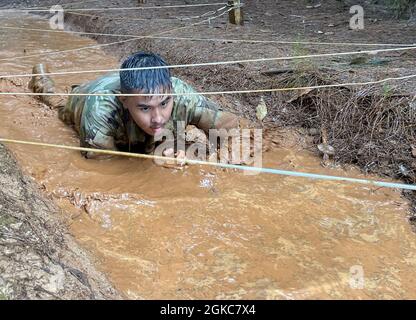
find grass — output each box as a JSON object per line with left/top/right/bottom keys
{"left": 382, "top": 83, "right": 393, "bottom": 98}
{"left": 370, "top": 0, "right": 416, "bottom": 18}
{"left": 291, "top": 38, "right": 316, "bottom": 73}
{"left": 388, "top": 0, "right": 416, "bottom": 17}
{"left": 0, "top": 214, "right": 16, "bottom": 227}
{"left": 0, "top": 290, "right": 9, "bottom": 300}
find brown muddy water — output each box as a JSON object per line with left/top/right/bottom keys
{"left": 1, "top": 13, "right": 416, "bottom": 299}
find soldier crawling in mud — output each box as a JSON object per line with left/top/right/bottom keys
{"left": 29, "top": 51, "right": 241, "bottom": 164}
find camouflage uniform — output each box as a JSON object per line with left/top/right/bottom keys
{"left": 58, "top": 72, "right": 237, "bottom": 156}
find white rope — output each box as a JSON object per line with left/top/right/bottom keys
{"left": 12, "top": 0, "right": 102, "bottom": 10}
{"left": 0, "top": 5, "right": 230, "bottom": 62}
{"left": 66, "top": 3, "right": 228, "bottom": 22}
{"left": 66, "top": 10, "right": 183, "bottom": 21}
{"left": 1, "top": 74, "right": 415, "bottom": 97}
{"left": 1, "top": 25, "right": 414, "bottom": 48}
{"left": 0, "top": 38, "right": 138, "bottom": 62}
{"left": 1, "top": 46, "right": 415, "bottom": 79}
{"left": 0, "top": 3, "right": 229, "bottom": 12}
{"left": 147, "top": 36, "right": 416, "bottom": 48}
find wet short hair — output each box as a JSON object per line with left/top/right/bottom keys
{"left": 119, "top": 52, "right": 172, "bottom": 94}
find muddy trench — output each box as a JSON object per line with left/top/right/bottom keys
{"left": 1, "top": 1, "right": 416, "bottom": 299}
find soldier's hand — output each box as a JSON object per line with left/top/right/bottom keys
{"left": 175, "top": 149, "right": 187, "bottom": 166}
{"left": 155, "top": 148, "right": 187, "bottom": 169}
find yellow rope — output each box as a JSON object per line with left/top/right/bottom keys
{"left": 0, "top": 138, "right": 179, "bottom": 162}
{"left": 2, "top": 137, "right": 416, "bottom": 191}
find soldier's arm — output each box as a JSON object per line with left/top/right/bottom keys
{"left": 82, "top": 132, "right": 117, "bottom": 160}
{"left": 190, "top": 101, "right": 240, "bottom": 133}
{"left": 173, "top": 78, "right": 240, "bottom": 132}
{"left": 79, "top": 96, "right": 119, "bottom": 160}
{"left": 171, "top": 78, "right": 243, "bottom": 166}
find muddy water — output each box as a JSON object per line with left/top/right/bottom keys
{"left": 1, "top": 13, "right": 416, "bottom": 299}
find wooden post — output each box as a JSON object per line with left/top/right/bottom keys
{"left": 137, "top": 0, "right": 146, "bottom": 4}
{"left": 228, "top": 0, "right": 243, "bottom": 25}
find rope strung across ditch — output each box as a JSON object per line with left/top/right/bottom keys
{"left": 66, "top": 2, "right": 230, "bottom": 21}
{"left": 8, "top": 0, "right": 103, "bottom": 10}
{"left": 0, "top": 2, "right": 230, "bottom": 12}
{"left": 1, "top": 74, "right": 415, "bottom": 97}
{"left": 0, "top": 4, "right": 232, "bottom": 62}
{"left": 0, "top": 4, "right": 413, "bottom": 63}
{"left": 0, "top": 25, "right": 414, "bottom": 48}
{"left": 1, "top": 137, "right": 415, "bottom": 191}
{"left": 1, "top": 46, "right": 415, "bottom": 79}
{"left": 11, "top": 0, "right": 108, "bottom": 10}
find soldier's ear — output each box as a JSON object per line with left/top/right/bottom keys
{"left": 118, "top": 96, "right": 128, "bottom": 108}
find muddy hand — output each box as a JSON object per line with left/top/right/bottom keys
{"left": 154, "top": 148, "right": 188, "bottom": 169}
{"left": 175, "top": 149, "right": 187, "bottom": 166}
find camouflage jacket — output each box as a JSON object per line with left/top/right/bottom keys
{"left": 59, "top": 72, "right": 235, "bottom": 155}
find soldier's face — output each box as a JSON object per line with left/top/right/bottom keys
{"left": 120, "top": 88, "right": 174, "bottom": 136}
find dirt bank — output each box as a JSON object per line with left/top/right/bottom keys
{"left": 0, "top": 144, "right": 122, "bottom": 299}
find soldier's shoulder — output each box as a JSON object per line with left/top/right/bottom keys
{"left": 83, "top": 90, "right": 123, "bottom": 122}
{"left": 85, "top": 90, "right": 121, "bottom": 109}
{"left": 170, "top": 77, "right": 185, "bottom": 88}
{"left": 171, "top": 77, "right": 195, "bottom": 93}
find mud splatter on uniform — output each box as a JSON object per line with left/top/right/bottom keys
{"left": 58, "top": 72, "right": 236, "bottom": 156}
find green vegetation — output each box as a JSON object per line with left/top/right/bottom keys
{"left": 0, "top": 290, "right": 9, "bottom": 300}
{"left": 292, "top": 38, "right": 316, "bottom": 73}
{"left": 386, "top": 0, "right": 416, "bottom": 17}
{"left": 0, "top": 214, "right": 16, "bottom": 227}
{"left": 372, "top": 0, "right": 416, "bottom": 17}
{"left": 382, "top": 83, "right": 393, "bottom": 98}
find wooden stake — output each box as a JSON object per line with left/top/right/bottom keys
{"left": 228, "top": 0, "right": 243, "bottom": 25}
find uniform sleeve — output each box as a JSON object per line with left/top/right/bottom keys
{"left": 79, "top": 94, "right": 119, "bottom": 155}
{"left": 172, "top": 78, "right": 239, "bottom": 132}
